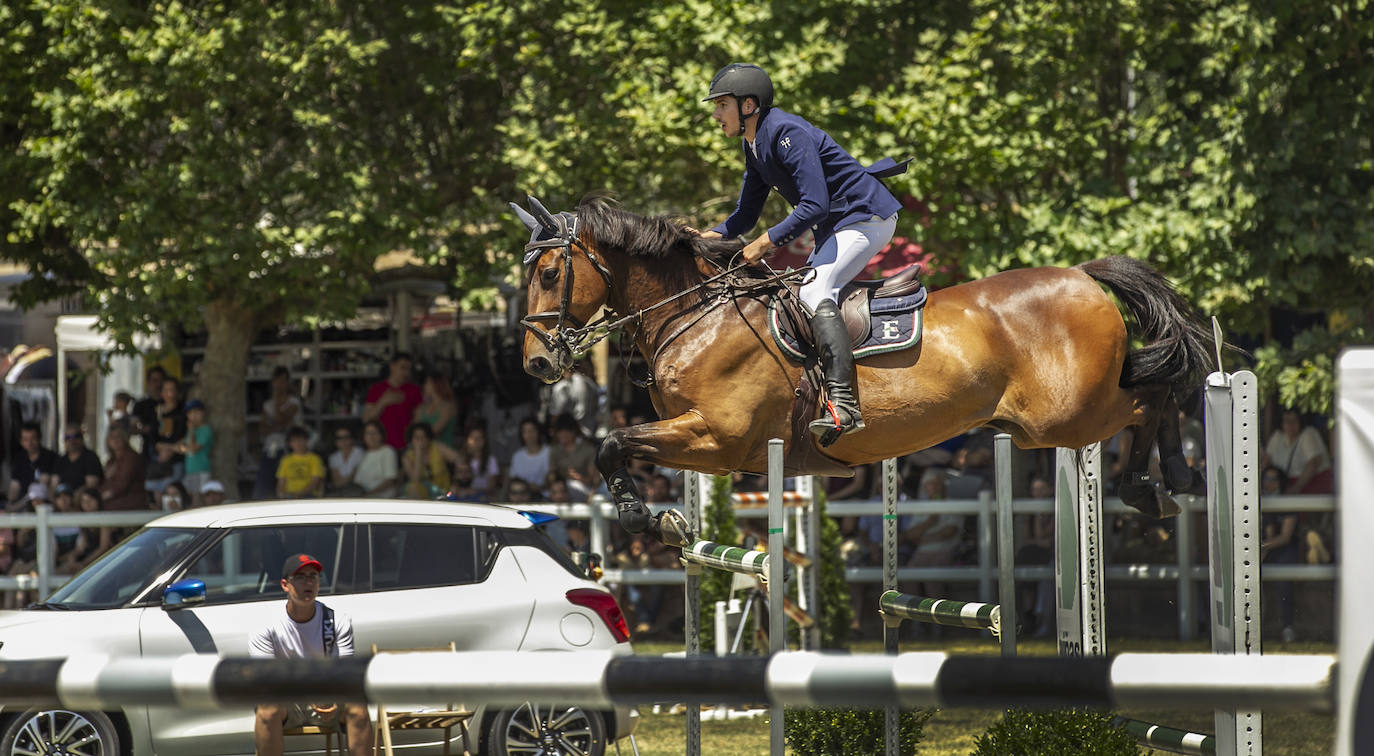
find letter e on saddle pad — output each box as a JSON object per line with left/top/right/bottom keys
{"left": 769, "top": 264, "right": 928, "bottom": 362}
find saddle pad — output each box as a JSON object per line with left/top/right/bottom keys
{"left": 769, "top": 290, "right": 925, "bottom": 362}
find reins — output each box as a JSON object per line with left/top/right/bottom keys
{"left": 520, "top": 212, "right": 810, "bottom": 383}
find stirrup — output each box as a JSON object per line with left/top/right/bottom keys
{"left": 808, "top": 400, "right": 865, "bottom": 447}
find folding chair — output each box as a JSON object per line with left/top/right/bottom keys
{"left": 371, "top": 643, "right": 473, "bottom": 756}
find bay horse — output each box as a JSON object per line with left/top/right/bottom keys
{"left": 514, "top": 196, "right": 1212, "bottom": 545}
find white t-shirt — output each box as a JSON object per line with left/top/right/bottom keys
{"left": 329, "top": 446, "right": 365, "bottom": 479}
{"left": 354, "top": 447, "right": 399, "bottom": 498}
{"left": 250, "top": 602, "right": 354, "bottom": 659}
{"left": 1265, "top": 427, "right": 1332, "bottom": 478}
{"left": 508, "top": 446, "right": 550, "bottom": 491}
{"left": 261, "top": 396, "right": 303, "bottom": 455}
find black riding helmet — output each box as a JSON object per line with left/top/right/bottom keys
{"left": 704, "top": 63, "right": 773, "bottom": 137}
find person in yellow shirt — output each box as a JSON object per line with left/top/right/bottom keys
{"left": 276, "top": 427, "right": 324, "bottom": 499}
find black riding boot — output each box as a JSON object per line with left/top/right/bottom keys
{"left": 807, "top": 299, "right": 865, "bottom": 447}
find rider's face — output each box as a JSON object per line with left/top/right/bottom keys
{"left": 711, "top": 96, "right": 741, "bottom": 136}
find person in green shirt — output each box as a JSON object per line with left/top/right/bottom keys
{"left": 178, "top": 399, "right": 214, "bottom": 507}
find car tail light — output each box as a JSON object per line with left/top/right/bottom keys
{"left": 566, "top": 588, "right": 631, "bottom": 643}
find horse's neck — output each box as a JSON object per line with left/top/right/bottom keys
{"left": 614, "top": 255, "right": 706, "bottom": 356}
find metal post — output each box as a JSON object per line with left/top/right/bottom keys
{"left": 1336, "top": 349, "right": 1373, "bottom": 756}
{"left": 994, "top": 434, "right": 1016, "bottom": 658}
{"left": 36, "top": 503, "right": 52, "bottom": 598}
{"left": 797, "top": 474, "right": 821, "bottom": 650}
{"left": 1055, "top": 443, "right": 1105, "bottom": 657}
{"left": 682, "top": 472, "right": 703, "bottom": 756}
{"left": 1205, "top": 370, "right": 1262, "bottom": 756}
{"left": 589, "top": 496, "right": 606, "bottom": 564}
{"left": 767, "top": 439, "right": 785, "bottom": 756}
{"left": 1177, "top": 497, "right": 1195, "bottom": 642}
{"left": 881, "top": 457, "right": 900, "bottom": 756}
{"left": 976, "top": 491, "right": 993, "bottom": 602}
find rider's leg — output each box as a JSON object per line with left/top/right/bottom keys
{"left": 800, "top": 215, "right": 896, "bottom": 447}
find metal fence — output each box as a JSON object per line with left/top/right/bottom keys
{"left": 2, "top": 493, "right": 1334, "bottom": 640}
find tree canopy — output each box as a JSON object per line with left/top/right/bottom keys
{"left": 3, "top": 0, "right": 1371, "bottom": 436}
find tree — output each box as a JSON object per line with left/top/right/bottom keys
{"left": 2, "top": 1, "right": 542, "bottom": 491}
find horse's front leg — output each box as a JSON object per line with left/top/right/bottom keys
{"left": 597, "top": 409, "right": 725, "bottom": 546}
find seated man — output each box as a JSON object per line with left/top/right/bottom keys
{"left": 250, "top": 553, "right": 372, "bottom": 756}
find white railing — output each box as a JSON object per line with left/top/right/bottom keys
{"left": 0, "top": 507, "right": 163, "bottom": 594}
{"left": 3, "top": 494, "right": 1335, "bottom": 641}
{"left": 531, "top": 492, "right": 1335, "bottom": 641}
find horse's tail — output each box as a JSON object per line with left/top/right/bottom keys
{"left": 1075, "top": 256, "right": 1212, "bottom": 393}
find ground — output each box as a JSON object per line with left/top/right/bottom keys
{"left": 622, "top": 638, "right": 1335, "bottom": 755}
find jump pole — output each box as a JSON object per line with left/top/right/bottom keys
{"left": 1056, "top": 372, "right": 1261, "bottom": 756}
{"left": 682, "top": 469, "right": 704, "bottom": 756}
{"left": 1205, "top": 369, "right": 1262, "bottom": 755}
{"left": 1336, "top": 349, "right": 1374, "bottom": 756}
{"left": 679, "top": 438, "right": 788, "bottom": 756}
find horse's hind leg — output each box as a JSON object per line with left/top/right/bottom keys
{"left": 1155, "top": 392, "right": 1205, "bottom": 495}
{"left": 1117, "top": 388, "right": 1182, "bottom": 518}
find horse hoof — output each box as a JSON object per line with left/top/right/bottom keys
{"left": 652, "top": 509, "right": 694, "bottom": 548}
{"left": 1120, "top": 480, "right": 1162, "bottom": 518}
{"left": 1152, "top": 488, "right": 1182, "bottom": 518}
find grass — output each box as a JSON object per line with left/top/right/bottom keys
{"left": 620, "top": 638, "right": 1335, "bottom": 755}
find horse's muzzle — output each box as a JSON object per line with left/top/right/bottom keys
{"left": 525, "top": 353, "right": 569, "bottom": 384}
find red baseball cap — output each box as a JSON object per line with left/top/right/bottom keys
{"left": 281, "top": 553, "right": 323, "bottom": 580}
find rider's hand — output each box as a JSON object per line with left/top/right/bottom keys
{"left": 684, "top": 226, "right": 722, "bottom": 239}
{"left": 742, "top": 233, "right": 775, "bottom": 263}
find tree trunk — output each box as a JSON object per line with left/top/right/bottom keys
{"left": 199, "top": 299, "right": 257, "bottom": 499}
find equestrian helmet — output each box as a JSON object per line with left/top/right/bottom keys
{"left": 704, "top": 63, "right": 774, "bottom": 111}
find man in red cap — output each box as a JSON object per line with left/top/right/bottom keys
{"left": 250, "top": 553, "right": 372, "bottom": 755}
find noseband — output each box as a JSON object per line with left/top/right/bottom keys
{"left": 519, "top": 212, "right": 616, "bottom": 364}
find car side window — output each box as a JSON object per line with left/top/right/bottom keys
{"left": 182, "top": 525, "right": 345, "bottom": 605}
{"left": 370, "top": 524, "right": 477, "bottom": 591}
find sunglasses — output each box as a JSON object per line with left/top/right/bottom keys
{"left": 335, "top": 435, "right": 352, "bottom": 441}
{"left": 64, "top": 433, "right": 81, "bottom": 440}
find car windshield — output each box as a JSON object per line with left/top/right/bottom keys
{"left": 43, "top": 527, "right": 201, "bottom": 609}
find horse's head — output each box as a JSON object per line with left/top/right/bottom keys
{"left": 511, "top": 196, "right": 616, "bottom": 383}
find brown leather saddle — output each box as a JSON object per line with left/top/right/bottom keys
{"left": 772, "top": 263, "right": 926, "bottom": 356}
{"left": 768, "top": 264, "right": 928, "bottom": 478}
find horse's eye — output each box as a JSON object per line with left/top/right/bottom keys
{"left": 541, "top": 266, "right": 559, "bottom": 286}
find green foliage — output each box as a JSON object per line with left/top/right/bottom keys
{"left": 696, "top": 474, "right": 737, "bottom": 654}
{"left": 784, "top": 707, "right": 934, "bottom": 756}
{"left": 972, "top": 709, "right": 1142, "bottom": 756}
{"left": 5, "top": 0, "right": 1372, "bottom": 420}
{"left": 815, "top": 490, "right": 854, "bottom": 649}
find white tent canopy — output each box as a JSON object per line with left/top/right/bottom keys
{"left": 55, "top": 315, "right": 160, "bottom": 446}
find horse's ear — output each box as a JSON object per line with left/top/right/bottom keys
{"left": 510, "top": 202, "right": 540, "bottom": 232}
{"left": 527, "top": 195, "right": 559, "bottom": 231}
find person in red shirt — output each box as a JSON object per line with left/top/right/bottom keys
{"left": 362, "top": 353, "right": 422, "bottom": 450}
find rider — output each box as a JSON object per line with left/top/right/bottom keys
{"left": 695, "top": 63, "right": 907, "bottom": 447}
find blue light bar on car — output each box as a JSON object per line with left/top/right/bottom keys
{"left": 518, "top": 510, "right": 560, "bottom": 527}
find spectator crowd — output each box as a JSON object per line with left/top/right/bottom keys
{"left": 2, "top": 350, "right": 1338, "bottom": 641}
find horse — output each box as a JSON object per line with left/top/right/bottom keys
{"left": 512, "top": 196, "right": 1212, "bottom": 545}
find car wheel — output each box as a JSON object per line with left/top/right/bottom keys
{"left": 0, "top": 708, "right": 121, "bottom": 756}
{"left": 485, "top": 701, "right": 607, "bottom": 756}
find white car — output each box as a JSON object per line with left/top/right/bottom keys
{"left": 0, "top": 499, "right": 638, "bottom": 755}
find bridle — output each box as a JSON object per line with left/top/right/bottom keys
{"left": 518, "top": 211, "right": 618, "bottom": 368}
{"left": 515, "top": 199, "right": 808, "bottom": 381}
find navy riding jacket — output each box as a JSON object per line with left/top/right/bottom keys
{"left": 710, "top": 108, "right": 906, "bottom": 248}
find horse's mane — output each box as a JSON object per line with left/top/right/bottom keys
{"left": 575, "top": 194, "right": 744, "bottom": 268}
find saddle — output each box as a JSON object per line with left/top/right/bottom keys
{"left": 765, "top": 264, "right": 928, "bottom": 478}
{"left": 769, "top": 264, "right": 927, "bottom": 362}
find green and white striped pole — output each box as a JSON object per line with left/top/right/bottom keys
{"left": 1115, "top": 717, "right": 1217, "bottom": 755}
{"left": 880, "top": 592, "right": 1002, "bottom": 635}
{"left": 680, "top": 539, "right": 770, "bottom": 579}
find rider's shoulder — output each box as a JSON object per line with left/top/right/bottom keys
{"left": 760, "top": 109, "right": 821, "bottom": 143}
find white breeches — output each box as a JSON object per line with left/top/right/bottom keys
{"left": 799, "top": 213, "right": 898, "bottom": 311}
